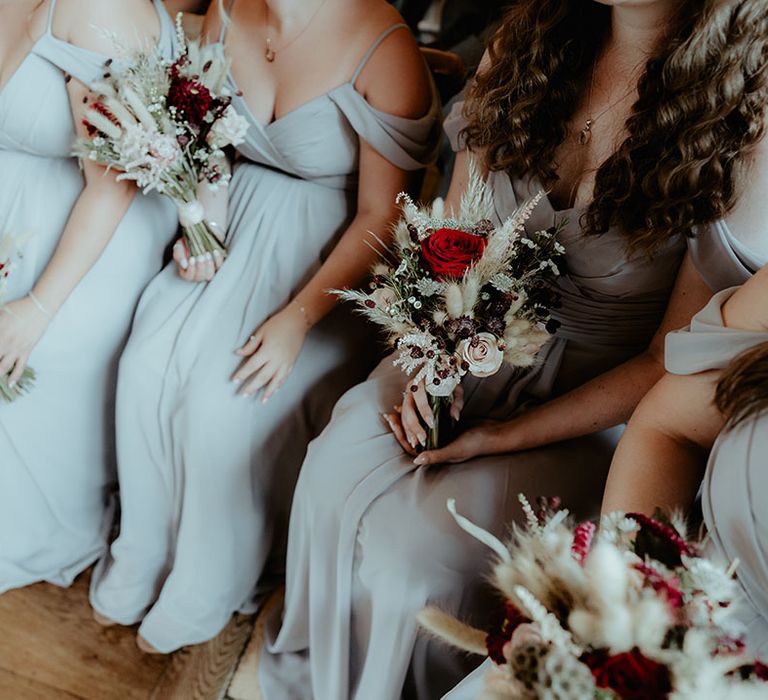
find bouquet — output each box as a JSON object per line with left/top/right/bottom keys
{"left": 419, "top": 496, "right": 768, "bottom": 700}
{"left": 335, "top": 167, "right": 565, "bottom": 448}
{"left": 76, "top": 15, "right": 249, "bottom": 258}
{"left": 0, "top": 233, "right": 36, "bottom": 402}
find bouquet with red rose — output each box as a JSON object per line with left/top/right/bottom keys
{"left": 418, "top": 497, "right": 768, "bottom": 699}
{"left": 0, "top": 232, "right": 36, "bottom": 402}
{"left": 335, "top": 166, "right": 565, "bottom": 448}
{"left": 76, "top": 14, "right": 248, "bottom": 260}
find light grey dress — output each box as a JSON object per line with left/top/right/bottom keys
{"left": 0, "top": 0, "right": 177, "bottom": 593}
{"left": 258, "top": 99, "right": 687, "bottom": 700}
{"left": 89, "top": 21, "right": 441, "bottom": 653}
{"left": 444, "top": 182, "right": 768, "bottom": 700}
{"left": 667, "top": 288, "right": 768, "bottom": 658}
{"left": 445, "top": 219, "right": 767, "bottom": 700}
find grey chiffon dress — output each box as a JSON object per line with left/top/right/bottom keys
{"left": 0, "top": 0, "right": 177, "bottom": 592}
{"left": 257, "top": 99, "right": 688, "bottom": 699}
{"left": 445, "top": 150, "right": 768, "bottom": 700}
{"left": 89, "top": 20, "right": 441, "bottom": 653}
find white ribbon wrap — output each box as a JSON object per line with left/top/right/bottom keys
{"left": 178, "top": 199, "right": 206, "bottom": 228}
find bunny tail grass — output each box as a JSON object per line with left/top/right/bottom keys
{"left": 417, "top": 606, "right": 487, "bottom": 656}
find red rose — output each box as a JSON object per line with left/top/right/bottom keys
{"left": 581, "top": 649, "right": 672, "bottom": 700}
{"left": 420, "top": 228, "right": 486, "bottom": 279}
{"left": 168, "top": 77, "right": 212, "bottom": 126}
{"left": 486, "top": 601, "right": 530, "bottom": 665}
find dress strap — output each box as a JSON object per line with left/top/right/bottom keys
{"left": 45, "top": 0, "right": 58, "bottom": 33}
{"left": 350, "top": 23, "right": 409, "bottom": 85}
{"left": 219, "top": 0, "right": 236, "bottom": 43}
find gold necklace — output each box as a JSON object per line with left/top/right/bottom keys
{"left": 264, "top": 0, "right": 329, "bottom": 63}
{"left": 578, "top": 63, "right": 637, "bottom": 146}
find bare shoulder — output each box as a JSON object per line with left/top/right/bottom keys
{"left": 54, "top": 0, "right": 162, "bottom": 53}
{"left": 351, "top": 1, "right": 433, "bottom": 120}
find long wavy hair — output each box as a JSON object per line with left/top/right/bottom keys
{"left": 715, "top": 342, "right": 768, "bottom": 428}
{"left": 462, "top": 0, "right": 768, "bottom": 254}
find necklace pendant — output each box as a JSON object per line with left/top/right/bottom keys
{"left": 578, "top": 119, "right": 593, "bottom": 146}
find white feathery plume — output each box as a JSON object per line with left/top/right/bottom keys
{"left": 447, "top": 498, "right": 511, "bottom": 564}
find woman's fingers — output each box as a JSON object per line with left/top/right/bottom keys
{"left": 239, "top": 363, "right": 275, "bottom": 397}
{"left": 212, "top": 250, "right": 225, "bottom": 271}
{"left": 450, "top": 385, "right": 465, "bottom": 421}
{"left": 7, "top": 352, "right": 29, "bottom": 386}
{"left": 382, "top": 412, "right": 417, "bottom": 456}
{"left": 199, "top": 253, "right": 215, "bottom": 281}
{"left": 0, "top": 351, "right": 16, "bottom": 378}
{"left": 262, "top": 365, "right": 290, "bottom": 403}
{"left": 401, "top": 392, "right": 427, "bottom": 448}
{"left": 232, "top": 347, "right": 267, "bottom": 384}
{"left": 411, "top": 382, "right": 435, "bottom": 428}
{"left": 236, "top": 329, "right": 264, "bottom": 357}
{"left": 413, "top": 440, "right": 463, "bottom": 466}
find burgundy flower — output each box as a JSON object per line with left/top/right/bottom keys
{"left": 634, "top": 561, "right": 684, "bottom": 610}
{"left": 420, "top": 228, "right": 486, "bottom": 279}
{"left": 486, "top": 601, "right": 530, "bottom": 665}
{"left": 572, "top": 521, "right": 596, "bottom": 565}
{"left": 168, "top": 77, "right": 212, "bottom": 126}
{"left": 628, "top": 512, "right": 694, "bottom": 568}
{"left": 581, "top": 648, "right": 672, "bottom": 700}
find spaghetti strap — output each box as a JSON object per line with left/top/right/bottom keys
{"left": 45, "top": 0, "right": 58, "bottom": 33}
{"left": 350, "top": 23, "right": 409, "bottom": 84}
{"left": 219, "top": 0, "right": 236, "bottom": 43}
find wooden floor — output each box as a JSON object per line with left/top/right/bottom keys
{"left": 0, "top": 570, "right": 254, "bottom": 700}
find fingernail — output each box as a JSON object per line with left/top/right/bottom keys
{"left": 189, "top": 256, "right": 196, "bottom": 266}
{"left": 418, "top": 434, "right": 426, "bottom": 447}
{"left": 408, "top": 437, "right": 417, "bottom": 448}
{"left": 204, "top": 253, "right": 213, "bottom": 262}
{"left": 262, "top": 396, "right": 269, "bottom": 404}
{"left": 180, "top": 258, "right": 189, "bottom": 270}
{"left": 414, "top": 455, "right": 426, "bottom": 465}
{"left": 232, "top": 377, "right": 241, "bottom": 384}
{"left": 196, "top": 255, "right": 207, "bottom": 265}
{"left": 8, "top": 380, "right": 15, "bottom": 388}
{"left": 427, "top": 417, "right": 435, "bottom": 429}
{"left": 213, "top": 250, "right": 222, "bottom": 258}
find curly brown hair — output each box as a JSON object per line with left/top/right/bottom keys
{"left": 715, "top": 342, "right": 768, "bottom": 428}
{"left": 462, "top": 0, "right": 768, "bottom": 254}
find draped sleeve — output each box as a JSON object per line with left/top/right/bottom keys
{"left": 665, "top": 288, "right": 768, "bottom": 375}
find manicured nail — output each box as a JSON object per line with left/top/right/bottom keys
{"left": 180, "top": 258, "right": 189, "bottom": 270}
{"left": 414, "top": 455, "right": 426, "bottom": 465}
{"left": 213, "top": 250, "right": 222, "bottom": 258}
{"left": 418, "top": 434, "right": 426, "bottom": 447}
{"left": 426, "top": 417, "right": 435, "bottom": 429}
{"left": 204, "top": 253, "right": 213, "bottom": 262}
{"left": 189, "top": 256, "right": 196, "bottom": 266}
{"left": 196, "top": 255, "right": 207, "bottom": 265}
{"left": 232, "top": 377, "right": 241, "bottom": 384}
{"left": 8, "top": 380, "right": 15, "bottom": 388}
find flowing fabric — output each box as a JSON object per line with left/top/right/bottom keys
{"left": 89, "top": 18, "right": 441, "bottom": 653}
{"left": 0, "top": 0, "right": 177, "bottom": 592}
{"left": 258, "top": 98, "right": 687, "bottom": 700}
{"left": 443, "top": 170, "right": 766, "bottom": 700}
{"left": 666, "top": 289, "right": 768, "bottom": 657}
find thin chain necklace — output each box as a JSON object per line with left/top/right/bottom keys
{"left": 578, "top": 62, "right": 637, "bottom": 146}
{"left": 264, "top": 0, "right": 329, "bottom": 63}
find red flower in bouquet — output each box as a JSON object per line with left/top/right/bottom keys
{"left": 421, "top": 228, "right": 486, "bottom": 279}
{"left": 582, "top": 648, "right": 672, "bottom": 700}
{"left": 629, "top": 512, "right": 694, "bottom": 568}
{"left": 486, "top": 601, "right": 530, "bottom": 665}
{"left": 168, "top": 77, "right": 212, "bottom": 126}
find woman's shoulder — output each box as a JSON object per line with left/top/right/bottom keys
{"left": 53, "top": 0, "right": 163, "bottom": 53}
{"left": 350, "top": 2, "right": 434, "bottom": 120}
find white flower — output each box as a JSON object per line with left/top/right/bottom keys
{"left": 458, "top": 332, "right": 504, "bottom": 378}
{"left": 370, "top": 286, "right": 396, "bottom": 309}
{"left": 177, "top": 199, "right": 205, "bottom": 227}
{"left": 207, "top": 105, "right": 249, "bottom": 148}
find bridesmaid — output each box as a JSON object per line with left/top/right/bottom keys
{"left": 259, "top": 0, "right": 768, "bottom": 698}
{"left": 0, "top": 0, "right": 177, "bottom": 591}
{"left": 90, "top": 0, "right": 440, "bottom": 653}
{"left": 600, "top": 270, "right": 768, "bottom": 657}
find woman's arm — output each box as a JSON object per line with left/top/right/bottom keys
{"left": 0, "top": 0, "right": 160, "bottom": 383}
{"left": 601, "top": 264, "right": 768, "bottom": 515}
{"left": 600, "top": 371, "right": 723, "bottom": 515}
{"left": 232, "top": 27, "right": 434, "bottom": 400}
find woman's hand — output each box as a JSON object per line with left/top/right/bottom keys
{"left": 232, "top": 303, "right": 308, "bottom": 401}
{"left": 0, "top": 297, "right": 51, "bottom": 384}
{"left": 383, "top": 379, "right": 464, "bottom": 455}
{"left": 173, "top": 239, "right": 224, "bottom": 282}
{"left": 411, "top": 421, "right": 503, "bottom": 466}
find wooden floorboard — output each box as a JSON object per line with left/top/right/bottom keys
{"left": 0, "top": 570, "right": 252, "bottom": 700}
